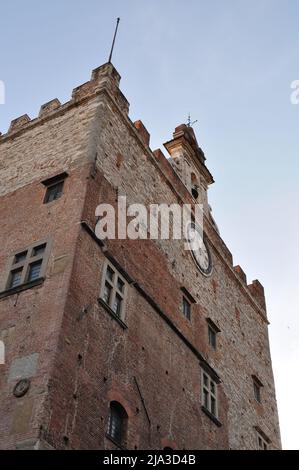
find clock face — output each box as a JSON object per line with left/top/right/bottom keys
{"left": 187, "top": 223, "right": 212, "bottom": 275}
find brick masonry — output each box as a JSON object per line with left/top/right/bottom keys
{"left": 0, "top": 63, "right": 281, "bottom": 450}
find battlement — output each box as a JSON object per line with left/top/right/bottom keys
{"left": 0, "top": 62, "right": 129, "bottom": 140}
{"left": 0, "top": 61, "right": 268, "bottom": 318}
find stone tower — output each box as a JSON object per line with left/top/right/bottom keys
{"left": 0, "top": 62, "right": 281, "bottom": 450}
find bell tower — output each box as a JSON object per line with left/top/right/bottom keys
{"left": 164, "top": 124, "right": 214, "bottom": 215}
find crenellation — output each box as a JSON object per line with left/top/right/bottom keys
{"left": 0, "top": 60, "right": 280, "bottom": 451}
{"left": 234, "top": 265, "right": 247, "bottom": 285}
{"left": 0, "top": 62, "right": 128, "bottom": 141}
{"left": 248, "top": 280, "right": 267, "bottom": 312}
{"left": 8, "top": 114, "right": 31, "bottom": 133}
{"left": 134, "top": 120, "right": 150, "bottom": 147}
{"left": 38, "top": 99, "right": 61, "bottom": 118}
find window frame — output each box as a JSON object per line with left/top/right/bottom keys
{"left": 106, "top": 401, "right": 128, "bottom": 447}
{"left": 100, "top": 261, "right": 128, "bottom": 321}
{"left": 180, "top": 287, "right": 196, "bottom": 322}
{"left": 42, "top": 172, "right": 68, "bottom": 205}
{"left": 201, "top": 369, "right": 218, "bottom": 419}
{"left": 208, "top": 325, "right": 217, "bottom": 349}
{"left": 4, "top": 238, "right": 51, "bottom": 291}
{"left": 182, "top": 296, "right": 191, "bottom": 321}
{"left": 256, "top": 430, "right": 269, "bottom": 450}
{"left": 206, "top": 318, "right": 221, "bottom": 350}
{"left": 252, "top": 375, "right": 263, "bottom": 403}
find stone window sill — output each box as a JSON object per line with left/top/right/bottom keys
{"left": 98, "top": 298, "right": 128, "bottom": 330}
{"left": 201, "top": 406, "right": 222, "bottom": 427}
{"left": 0, "top": 277, "right": 45, "bottom": 300}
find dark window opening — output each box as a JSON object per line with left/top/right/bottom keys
{"left": 113, "top": 293, "right": 122, "bottom": 317}
{"left": 257, "top": 432, "right": 268, "bottom": 450}
{"left": 191, "top": 187, "right": 199, "bottom": 199}
{"left": 9, "top": 268, "right": 23, "bottom": 289}
{"left": 107, "top": 401, "right": 128, "bottom": 446}
{"left": 32, "top": 244, "right": 46, "bottom": 257}
{"left": 191, "top": 173, "right": 200, "bottom": 200}
{"left": 28, "top": 260, "right": 42, "bottom": 282}
{"left": 44, "top": 181, "right": 64, "bottom": 204}
{"left": 14, "top": 251, "right": 28, "bottom": 264}
{"left": 106, "top": 266, "right": 114, "bottom": 282}
{"left": 42, "top": 172, "right": 68, "bottom": 205}
{"left": 103, "top": 282, "right": 113, "bottom": 305}
{"left": 117, "top": 278, "right": 125, "bottom": 293}
{"left": 183, "top": 297, "right": 191, "bottom": 321}
{"left": 208, "top": 326, "right": 217, "bottom": 349}
{"left": 253, "top": 380, "right": 262, "bottom": 403}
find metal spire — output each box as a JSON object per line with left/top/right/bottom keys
{"left": 187, "top": 113, "right": 198, "bottom": 127}
{"left": 108, "top": 18, "right": 120, "bottom": 63}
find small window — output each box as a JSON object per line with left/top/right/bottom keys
{"left": 5, "top": 240, "right": 50, "bottom": 291}
{"left": 42, "top": 172, "right": 68, "bottom": 204}
{"left": 113, "top": 293, "right": 122, "bottom": 317}
{"left": 107, "top": 401, "right": 128, "bottom": 446}
{"left": 256, "top": 430, "right": 269, "bottom": 450}
{"left": 100, "top": 262, "right": 127, "bottom": 320}
{"left": 44, "top": 181, "right": 64, "bottom": 204}
{"left": 28, "top": 260, "right": 43, "bottom": 282}
{"left": 9, "top": 268, "right": 23, "bottom": 289}
{"left": 14, "top": 251, "right": 28, "bottom": 264}
{"left": 106, "top": 266, "right": 114, "bottom": 282}
{"left": 208, "top": 326, "right": 217, "bottom": 349}
{"left": 202, "top": 370, "right": 218, "bottom": 418}
{"left": 183, "top": 297, "right": 191, "bottom": 321}
{"left": 103, "top": 281, "right": 113, "bottom": 305}
{"left": 206, "top": 318, "right": 220, "bottom": 349}
{"left": 32, "top": 244, "right": 46, "bottom": 257}
{"left": 252, "top": 376, "right": 263, "bottom": 403}
{"left": 191, "top": 172, "right": 199, "bottom": 200}
{"left": 117, "top": 278, "right": 125, "bottom": 293}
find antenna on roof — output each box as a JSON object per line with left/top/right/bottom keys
{"left": 108, "top": 18, "right": 120, "bottom": 63}
{"left": 187, "top": 113, "right": 198, "bottom": 127}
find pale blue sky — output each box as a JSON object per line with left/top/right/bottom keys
{"left": 1, "top": 0, "right": 298, "bottom": 449}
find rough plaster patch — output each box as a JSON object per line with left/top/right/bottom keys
{"left": 8, "top": 353, "right": 39, "bottom": 382}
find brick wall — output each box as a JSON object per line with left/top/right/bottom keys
{"left": 0, "top": 62, "right": 281, "bottom": 449}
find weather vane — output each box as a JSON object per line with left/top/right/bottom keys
{"left": 108, "top": 18, "right": 120, "bottom": 63}
{"left": 187, "top": 113, "right": 198, "bottom": 127}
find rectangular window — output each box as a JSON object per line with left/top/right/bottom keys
{"left": 32, "top": 244, "right": 46, "bottom": 257}
{"left": 256, "top": 430, "right": 269, "bottom": 450}
{"left": 100, "top": 262, "right": 127, "bottom": 320}
{"left": 14, "top": 251, "right": 28, "bottom": 264}
{"left": 113, "top": 294, "right": 122, "bottom": 317}
{"left": 42, "top": 172, "right": 68, "bottom": 204}
{"left": 44, "top": 181, "right": 64, "bottom": 204}
{"left": 182, "top": 297, "right": 191, "bottom": 321}
{"left": 208, "top": 326, "right": 217, "bottom": 349}
{"left": 252, "top": 376, "right": 263, "bottom": 403}
{"left": 28, "top": 260, "right": 43, "bottom": 282}
{"left": 5, "top": 240, "right": 50, "bottom": 291}
{"left": 202, "top": 370, "right": 218, "bottom": 418}
{"left": 180, "top": 287, "right": 195, "bottom": 322}
{"left": 206, "top": 318, "right": 221, "bottom": 349}
{"left": 103, "top": 282, "right": 113, "bottom": 305}
{"left": 9, "top": 268, "right": 23, "bottom": 289}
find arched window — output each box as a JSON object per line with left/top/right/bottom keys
{"left": 191, "top": 173, "right": 199, "bottom": 199}
{"left": 107, "top": 401, "right": 128, "bottom": 446}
